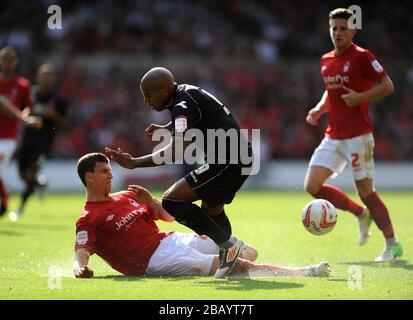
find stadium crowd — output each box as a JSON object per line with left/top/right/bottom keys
{"left": 1, "top": 0, "right": 412, "bottom": 161}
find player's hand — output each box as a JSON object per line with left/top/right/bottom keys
{"left": 341, "top": 85, "right": 363, "bottom": 107}
{"left": 74, "top": 266, "right": 94, "bottom": 278}
{"left": 128, "top": 185, "right": 155, "bottom": 206}
{"left": 25, "top": 116, "right": 43, "bottom": 129}
{"left": 306, "top": 108, "right": 321, "bottom": 126}
{"left": 145, "top": 124, "right": 165, "bottom": 138}
{"left": 104, "top": 147, "right": 136, "bottom": 169}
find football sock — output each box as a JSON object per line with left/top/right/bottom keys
{"left": 208, "top": 211, "right": 232, "bottom": 235}
{"left": 0, "top": 178, "right": 9, "bottom": 216}
{"left": 20, "top": 180, "right": 36, "bottom": 211}
{"left": 386, "top": 237, "right": 398, "bottom": 247}
{"left": 162, "top": 198, "right": 231, "bottom": 245}
{"left": 361, "top": 192, "right": 395, "bottom": 239}
{"left": 314, "top": 184, "right": 364, "bottom": 217}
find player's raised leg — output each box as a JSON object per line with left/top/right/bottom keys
{"left": 355, "top": 178, "right": 403, "bottom": 261}
{"left": 304, "top": 165, "right": 367, "bottom": 219}
{"left": 162, "top": 178, "right": 245, "bottom": 277}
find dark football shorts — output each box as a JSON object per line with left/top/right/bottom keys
{"left": 184, "top": 162, "right": 251, "bottom": 208}
{"left": 16, "top": 140, "right": 50, "bottom": 172}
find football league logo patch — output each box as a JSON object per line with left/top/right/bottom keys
{"left": 76, "top": 231, "right": 88, "bottom": 245}
{"left": 371, "top": 60, "right": 384, "bottom": 73}
{"left": 175, "top": 116, "right": 188, "bottom": 133}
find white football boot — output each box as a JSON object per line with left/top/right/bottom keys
{"left": 309, "top": 262, "right": 331, "bottom": 277}
{"left": 9, "top": 208, "right": 23, "bottom": 222}
{"left": 374, "top": 242, "right": 403, "bottom": 262}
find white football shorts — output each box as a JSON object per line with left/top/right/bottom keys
{"left": 145, "top": 232, "right": 219, "bottom": 276}
{"left": 309, "top": 133, "right": 375, "bottom": 180}
{"left": 0, "top": 139, "right": 17, "bottom": 176}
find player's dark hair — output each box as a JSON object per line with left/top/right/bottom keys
{"left": 329, "top": 8, "right": 353, "bottom": 20}
{"left": 77, "top": 153, "right": 109, "bottom": 186}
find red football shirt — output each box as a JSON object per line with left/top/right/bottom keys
{"left": 321, "top": 43, "right": 387, "bottom": 139}
{"left": 0, "top": 74, "right": 32, "bottom": 139}
{"left": 75, "top": 191, "right": 172, "bottom": 275}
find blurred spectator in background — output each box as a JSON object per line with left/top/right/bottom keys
{"left": 0, "top": 46, "right": 42, "bottom": 217}
{"left": 10, "top": 63, "right": 68, "bottom": 221}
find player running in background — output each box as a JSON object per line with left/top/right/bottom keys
{"left": 105, "top": 67, "right": 254, "bottom": 277}
{"left": 0, "top": 46, "right": 42, "bottom": 217}
{"left": 9, "top": 64, "right": 68, "bottom": 221}
{"left": 304, "top": 8, "right": 403, "bottom": 261}
{"left": 73, "top": 152, "right": 330, "bottom": 278}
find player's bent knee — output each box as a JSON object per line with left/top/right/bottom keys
{"left": 304, "top": 182, "right": 321, "bottom": 196}
{"left": 161, "top": 198, "right": 189, "bottom": 222}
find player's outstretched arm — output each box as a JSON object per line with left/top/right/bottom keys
{"left": 306, "top": 91, "right": 330, "bottom": 126}
{"left": 0, "top": 95, "right": 43, "bottom": 129}
{"left": 341, "top": 76, "right": 394, "bottom": 107}
{"left": 127, "top": 185, "right": 175, "bottom": 222}
{"left": 145, "top": 122, "right": 173, "bottom": 138}
{"left": 73, "top": 248, "right": 94, "bottom": 278}
{"left": 105, "top": 136, "right": 191, "bottom": 169}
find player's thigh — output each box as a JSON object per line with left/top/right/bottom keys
{"left": 346, "top": 133, "right": 375, "bottom": 181}
{"left": 146, "top": 233, "right": 216, "bottom": 276}
{"left": 187, "top": 234, "right": 219, "bottom": 255}
{"left": 0, "top": 139, "right": 17, "bottom": 175}
{"left": 185, "top": 163, "right": 249, "bottom": 208}
{"left": 163, "top": 178, "right": 200, "bottom": 202}
{"left": 308, "top": 137, "right": 347, "bottom": 179}
{"left": 304, "top": 165, "right": 334, "bottom": 194}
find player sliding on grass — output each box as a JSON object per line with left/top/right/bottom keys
{"left": 105, "top": 67, "right": 254, "bottom": 277}
{"left": 304, "top": 8, "right": 403, "bottom": 261}
{"left": 73, "top": 153, "right": 331, "bottom": 278}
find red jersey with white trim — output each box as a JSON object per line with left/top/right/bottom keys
{"left": 75, "top": 191, "right": 171, "bottom": 275}
{"left": 321, "top": 43, "right": 387, "bottom": 139}
{"left": 0, "top": 74, "right": 32, "bottom": 139}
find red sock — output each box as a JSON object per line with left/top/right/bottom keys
{"left": 0, "top": 178, "right": 9, "bottom": 204}
{"left": 314, "top": 184, "right": 364, "bottom": 217}
{"left": 362, "top": 192, "right": 394, "bottom": 239}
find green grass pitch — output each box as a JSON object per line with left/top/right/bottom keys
{"left": 0, "top": 191, "right": 412, "bottom": 300}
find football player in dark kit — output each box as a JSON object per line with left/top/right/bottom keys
{"left": 105, "top": 67, "right": 255, "bottom": 277}
{"left": 10, "top": 64, "right": 68, "bottom": 221}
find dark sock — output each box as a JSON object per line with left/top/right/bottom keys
{"left": 20, "top": 181, "right": 36, "bottom": 211}
{"left": 162, "top": 199, "right": 231, "bottom": 245}
{"left": 209, "top": 211, "right": 232, "bottom": 235}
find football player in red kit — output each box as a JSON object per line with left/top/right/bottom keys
{"left": 0, "top": 46, "right": 42, "bottom": 217}
{"left": 73, "top": 153, "right": 331, "bottom": 278}
{"left": 305, "top": 8, "right": 402, "bottom": 261}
